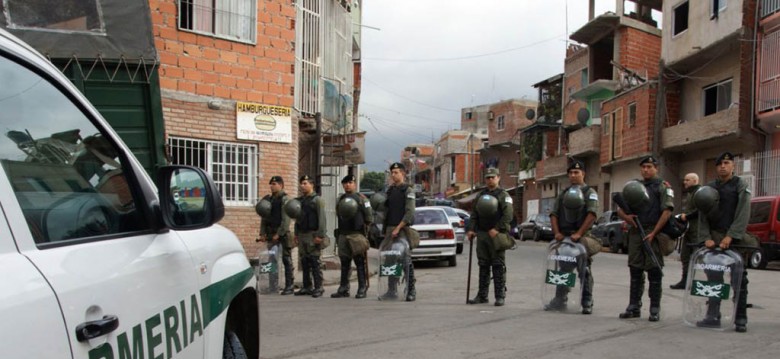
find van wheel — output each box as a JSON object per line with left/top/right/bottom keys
{"left": 749, "top": 248, "right": 768, "bottom": 269}
{"left": 223, "top": 330, "right": 248, "bottom": 359}
{"left": 456, "top": 243, "right": 463, "bottom": 254}
{"left": 533, "top": 230, "right": 540, "bottom": 242}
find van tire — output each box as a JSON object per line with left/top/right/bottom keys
{"left": 609, "top": 234, "right": 620, "bottom": 253}
{"left": 223, "top": 330, "right": 248, "bottom": 359}
{"left": 749, "top": 248, "right": 768, "bottom": 269}
{"left": 456, "top": 243, "right": 463, "bottom": 254}
{"left": 448, "top": 255, "right": 457, "bottom": 267}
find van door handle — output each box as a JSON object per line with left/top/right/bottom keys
{"left": 75, "top": 315, "right": 119, "bottom": 342}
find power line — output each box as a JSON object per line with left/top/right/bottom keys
{"left": 363, "top": 78, "right": 460, "bottom": 112}
{"left": 362, "top": 101, "right": 459, "bottom": 125}
{"left": 363, "top": 34, "right": 565, "bottom": 63}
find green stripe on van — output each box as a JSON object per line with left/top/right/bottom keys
{"left": 200, "top": 267, "right": 254, "bottom": 328}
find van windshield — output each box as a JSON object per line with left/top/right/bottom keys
{"left": 749, "top": 201, "right": 772, "bottom": 224}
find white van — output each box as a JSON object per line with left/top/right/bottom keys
{"left": 0, "top": 29, "right": 259, "bottom": 358}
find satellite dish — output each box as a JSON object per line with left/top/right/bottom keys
{"left": 525, "top": 108, "right": 536, "bottom": 120}
{"left": 577, "top": 108, "right": 590, "bottom": 126}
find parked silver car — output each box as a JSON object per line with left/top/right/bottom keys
{"left": 411, "top": 207, "right": 458, "bottom": 266}
{"left": 438, "top": 206, "right": 466, "bottom": 254}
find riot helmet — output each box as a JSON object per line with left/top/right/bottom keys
{"left": 337, "top": 196, "right": 359, "bottom": 219}
{"left": 692, "top": 186, "right": 719, "bottom": 215}
{"left": 370, "top": 192, "right": 387, "bottom": 212}
{"left": 475, "top": 194, "right": 499, "bottom": 218}
{"left": 622, "top": 180, "right": 649, "bottom": 213}
{"left": 255, "top": 198, "right": 272, "bottom": 218}
{"left": 283, "top": 198, "right": 302, "bottom": 219}
{"left": 562, "top": 186, "right": 585, "bottom": 222}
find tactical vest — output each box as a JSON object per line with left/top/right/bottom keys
{"left": 710, "top": 177, "right": 740, "bottom": 232}
{"left": 385, "top": 184, "right": 408, "bottom": 227}
{"left": 637, "top": 179, "right": 662, "bottom": 226}
{"left": 296, "top": 195, "right": 319, "bottom": 232}
{"left": 477, "top": 188, "right": 504, "bottom": 231}
{"left": 267, "top": 193, "right": 284, "bottom": 229}
{"left": 337, "top": 193, "right": 366, "bottom": 233}
{"left": 557, "top": 185, "right": 590, "bottom": 234}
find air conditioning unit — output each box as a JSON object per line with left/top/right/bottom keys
{"left": 488, "top": 111, "right": 494, "bottom": 120}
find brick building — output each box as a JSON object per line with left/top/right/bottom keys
{"left": 150, "top": 0, "right": 299, "bottom": 255}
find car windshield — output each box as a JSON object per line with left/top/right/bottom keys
{"left": 535, "top": 214, "right": 551, "bottom": 224}
{"left": 415, "top": 209, "right": 449, "bottom": 225}
{"left": 440, "top": 206, "right": 458, "bottom": 218}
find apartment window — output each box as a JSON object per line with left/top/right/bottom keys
{"left": 5, "top": 0, "right": 105, "bottom": 33}
{"left": 612, "top": 108, "right": 624, "bottom": 159}
{"left": 581, "top": 69, "right": 589, "bottom": 87}
{"left": 628, "top": 102, "right": 637, "bottom": 127}
{"left": 591, "top": 99, "right": 603, "bottom": 120}
{"left": 497, "top": 115, "right": 506, "bottom": 131}
{"left": 507, "top": 160, "right": 516, "bottom": 174}
{"left": 602, "top": 114, "right": 610, "bottom": 135}
{"left": 711, "top": 0, "right": 727, "bottom": 19}
{"left": 168, "top": 137, "right": 257, "bottom": 206}
{"left": 179, "top": 0, "right": 257, "bottom": 43}
{"left": 703, "top": 79, "right": 732, "bottom": 116}
{"left": 466, "top": 112, "right": 473, "bottom": 120}
{"left": 673, "top": 1, "right": 689, "bottom": 36}
{"left": 450, "top": 157, "right": 456, "bottom": 182}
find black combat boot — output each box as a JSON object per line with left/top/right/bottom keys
{"left": 281, "top": 255, "right": 295, "bottom": 295}
{"left": 381, "top": 277, "right": 399, "bottom": 300}
{"left": 331, "top": 257, "right": 351, "bottom": 298}
{"left": 648, "top": 268, "right": 663, "bottom": 322}
{"left": 696, "top": 299, "right": 722, "bottom": 328}
{"left": 581, "top": 266, "right": 594, "bottom": 314}
{"left": 311, "top": 256, "right": 325, "bottom": 298}
{"left": 492, "top": 264, "right": 506, "bottom": 307}
{"left": 467, "top": 265, "right": 490, "bottom": 304}
{"left": 406, "top": 263, "right": 417, "bottom": 302}
{"left": 734, "top": 271, "right": 749, "bottom": 333}
{"left": 544, "top": 285, "right": 569, "bottom": 311}
{"left": 670, "top": 260, "right": 688, "bottom": 290}
{"left": 354, "top": 255, "right": 368, "bottom": 299}
{"left": 294, "top": 256, "right": 313, "bottom": 296}
{"left": 619, "top": 268, "right": 644, "bottom": 319}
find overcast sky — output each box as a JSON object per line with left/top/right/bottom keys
{"left": 359, "top": 0, "right": 629, "bottom": 172}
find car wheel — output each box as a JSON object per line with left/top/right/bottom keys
{"left": 533, "top": 229, "right": 540, "bottom": 242}
{"left": 749, "top": 248, "right": 768, "bottom": 269}
{"left": 223, "top": 330, "right": 248, "bottom": 359}
{"left": 609, "top": 234, "right": 619, "bottom": 253}
{"left": 519, "top": 230, "right": 526, "bottom": 241}
{"left": 456, "top": 243, "right": 463, "bottom": 254}
{"left": 448, "top": 255, "right": 457, "bottom": 267}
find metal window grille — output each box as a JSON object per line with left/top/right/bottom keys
{"left": 497, "top": 115, "right": 505, "bottom": 131}
{"left": 178, "top": 0, "right": 257, "bottom": 43}
{"left": 168, "top": 137, "right": 257, "bottom": 206}
{"left": 759, "top": 30, "right": 780, "bottom": 112}
{"left": 762, "top": 0, "right": 780, "bottom": 18}
{"left": 294, "top": 0, "right": 353, "bottom": 116}
{"left": 295, "top": 0, "right": 322, "bottom": 115}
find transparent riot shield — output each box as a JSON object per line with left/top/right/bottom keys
{"left": 377, "top": 237, "right": 411, "bottom": 301}
{"left": 255, "top": 242, "right": 282, "bottom": 295}
{"left": 682, "top": 247, "right": 744, "bottom": 330}
{"left": 541, "top": 238, "right": 587, "bottom": 313}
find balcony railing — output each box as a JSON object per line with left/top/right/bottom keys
{"left": 762, "top": 0, "right": 780, "bottom": 18}
{"left": 568, "top": 126, "right": 601, "bottom": 156}
{"left": 661, "top": 107, "right": 739, "bottom": 151}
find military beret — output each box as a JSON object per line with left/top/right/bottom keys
{"left": 389, "top": 162, "right": 405, "bottom": 171}
{"left": 484, "top": 167, "right": 500, "bottom": 177}
{"left": 299, "top": 175, "right": 312, "bottom": 183}
{"left": 639, "top": 156, "right": 658, "bottom": 166}
{"left": 715, "top": 151, "right": 734, "bottom": 166}
{"left": 269, "top": 176, "right": 283, "bottom": 184}
{"left": 341, "top": 174, "right": 356, "bottom": 183}
{"left": 567, "top": 159, "right": 585, "bottom": 172}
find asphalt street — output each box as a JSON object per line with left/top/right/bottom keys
{"left": 257, "top": 240, "right": 780, "bottom": 359}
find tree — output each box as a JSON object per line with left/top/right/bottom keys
{"left": 361, "top": 171, "right": 385, "bottom": 192}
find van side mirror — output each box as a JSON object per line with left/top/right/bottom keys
{"left": 156, "top": 166, "right": 224, "bottom": 229}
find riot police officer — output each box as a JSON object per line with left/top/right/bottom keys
{"left": 332, "top": 175, "right": 373, "bottom": 299}
{"left": 381, "top": 162, "right": 417, "bottom": 302}
{"left": 695, "top": 152, "right": 753, "bottom": 333}
{"left": 293, "top": 175, "right": 329, "bottom": 298}
{"left": 466, "top": 167, "right": 514, "bottom": 307}
{"left": 548, "top": 159, "right": 600, "bottom": 314}
{"left": 670, "top": 173, "right": 702, "bottom": 290}
{"left": 617, "top": 156, "right": 674, "bottom": 322}
{"left": 257, "top": 176, "right": 295, "bottom": 294}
